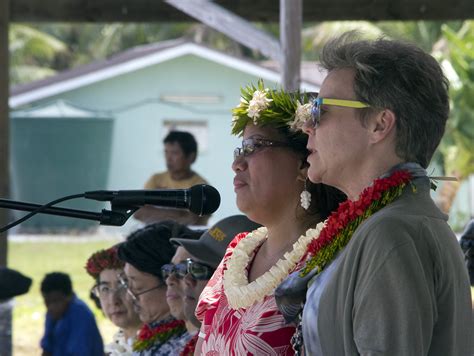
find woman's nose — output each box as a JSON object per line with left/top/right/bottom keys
{"left": 232, "top": 154, "right": 247, "bottom": 172}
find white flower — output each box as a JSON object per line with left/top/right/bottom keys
{"left": 247, "top": 90, "right": 272, "bottom": 120}
{"left": 289, "top": 100, "right": 312, "bottom": 130}
{"left": 105, "top": 330, "right": 133, "bottom": 356}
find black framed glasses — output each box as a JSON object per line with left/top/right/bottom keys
{"left": 308, "top": 97, "right": 370, "bottom": 129}
{"left": 161, "top": 259, "right": 215, "bottom": 281}
{"left": 117, "top": 273, "right": 163, "bottom": 302}
{"left": 233, "top": 138, "right": 291, "bottom": 160}
{"left": 92, "top": 283, "right": 127, "bottom": 299}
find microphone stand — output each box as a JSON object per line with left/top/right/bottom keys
{"left": 0, "top": 198, "right": 139, "bottom": 227}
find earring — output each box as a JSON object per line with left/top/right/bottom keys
{"left": 300, "top": 179, "right": 311, "bottom": 210}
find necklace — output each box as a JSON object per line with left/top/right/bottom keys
{"left": 223, "top": 225, "right": 323, "bottom": 309}
{"left": 300, "top": 169, "right": 412, "bottom": 277}
{"left": 133, "top": 318, "right": 186, "bottom": 352}
{"left": 180, "top": 333, "right": 199, "bottom": 356}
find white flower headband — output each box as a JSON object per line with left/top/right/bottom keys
{"left": 231, "top": 79, "right": 314, "bottom": 136}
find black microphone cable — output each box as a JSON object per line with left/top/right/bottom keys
{"left": 0, "top": 193, "right": 85, "bottom": 233}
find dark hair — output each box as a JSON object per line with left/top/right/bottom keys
{"left": 89, "top": 287, "right": 102, "bottom": 310}
{"left": 118, "top": 221, "right": 184, "bottom": 280}
{"left": 40, "top": 272, "right": 73, "bottom": 296}
{"left": 319, "top": 31, "right": 449, "bottom": 168}
{"left": 164, "top": 131, "right": 198, "bottom": 157}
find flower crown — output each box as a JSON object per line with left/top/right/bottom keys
{"left": 231, "top": 79, "right": 314, "bottom": 136}
{"left": 85, "top": 246, "right": 124, "bottom": 279}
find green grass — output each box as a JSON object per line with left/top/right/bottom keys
{"left": 8, "top": 238, "right": 120, "bottom": 356}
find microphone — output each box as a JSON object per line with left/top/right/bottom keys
{"left": 84, "top": 184, "right": 220, "bottom": 216}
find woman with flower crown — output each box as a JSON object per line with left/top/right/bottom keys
{"left": 86, "top": 246, "right": 142, "bottom": 356}
{"left": 194, "top": 80, "right": 345, "bottom": 355}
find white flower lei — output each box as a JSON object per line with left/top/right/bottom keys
{"left": 105, "top": 329, "right": 134, "bottom": 356}
{"left": 223, "top": 224, "right": 323, "bottom": 310}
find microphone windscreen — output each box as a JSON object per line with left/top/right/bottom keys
{"left": 189, "top": 184, "right": 221, "bottom": 216}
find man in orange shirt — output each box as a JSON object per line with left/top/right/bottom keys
{"left": 134, "top": 131, "right": 209, "bottom": 225}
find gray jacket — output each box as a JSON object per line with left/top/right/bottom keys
{"left": 315, "top": 178, "right": 472, "bottom": 355}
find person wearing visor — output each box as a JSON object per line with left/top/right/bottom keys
{"left": 162, "top": 215, "right": 261, "bottom": 355}
{"left": 117, "top": 222, "right": 188, "bottom": 356}
{"left": 85, "top": 246, "right": 142, "bottom": 355}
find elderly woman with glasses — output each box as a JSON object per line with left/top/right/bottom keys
{"left": 85, "top": 246, "right": 142, "bottom": 356}
{"left": 194, "top": 80, "right": 346, "bottom": 355}
{"left": 117, "top": 222, "right": 189, "bottom": 356}
{"left": 86, "top": 246, "right": 142, "bottom": 356}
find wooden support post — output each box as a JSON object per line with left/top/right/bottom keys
{"left": 280, "top": 0, "right": 302, "bottom": 91}
{"left": 0, "top": 2, "right": 12, "bottom": 355}
{"left": 0, "top": 0, "right": 10, "bottom": 268}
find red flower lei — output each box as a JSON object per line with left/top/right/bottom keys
{"left": 180, "top": 333, "right": 199, "bottom": 356}
{"left": 300, "top": 170, "right": 412, "bottom": 276}
{"left": 133, "top": 319, "right": 186, "bottom": 352}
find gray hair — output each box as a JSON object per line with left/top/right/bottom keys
{"left": 319, "top": 31, "right": 449, "bottom": 168}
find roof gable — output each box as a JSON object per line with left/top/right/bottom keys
{"left": 10, "top": 40, "right": 319, "bottom": 108}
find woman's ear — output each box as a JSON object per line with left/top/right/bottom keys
{"left": 297, "top": 163, "right": 308, "bottom": 182}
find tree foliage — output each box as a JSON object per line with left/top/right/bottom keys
{"left": 436, "top": 21, "right": 474, "bottom": 179}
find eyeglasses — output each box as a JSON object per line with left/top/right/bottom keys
{"left": 117, "top": 273, "right": 163, "bottom": 302}
{"left": 92, "top": 283, "right": 127, "bottom": 299}
{"left": 161, "top": 259, "right": 215, "bottom": 281}
{"left": 233, "top": 138, "right": 290, "bottom": 160}
{"left": 308, "top": 97, "right": 370, "bottom": 129}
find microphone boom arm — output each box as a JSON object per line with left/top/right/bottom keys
{"left": 0, "top": 198, "right": 138, "bottom": 227}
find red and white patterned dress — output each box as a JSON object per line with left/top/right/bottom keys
{"left": 196, "top": 233, "right": 305, "bottom": 356}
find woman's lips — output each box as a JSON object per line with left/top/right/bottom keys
{"left": 166, "top": 292, "right": 180, "bottom": 300}
{"left": 233, "top": 178, "right": 247, "bottom": 190}
{"left": 110, "top": 310, "right": 126, "bottom": 317}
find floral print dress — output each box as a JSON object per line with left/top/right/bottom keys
{"left": 196, "top": 233, "right": 306, "bottom": 356}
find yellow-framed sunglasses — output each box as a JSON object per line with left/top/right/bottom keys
{"left": 309, "top": 98, "right": 370, "bottom": 128}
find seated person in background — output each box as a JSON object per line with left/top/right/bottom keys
{"left": 134, "top": 131, "right": 210, "bottom": 226}
{"left": 40, "top": 272, "right": 103, "bottom": 356}
{"left": 0, "top": 267, "right": 32, "bottom": 301}
{"left": 117, "top": 222, "right": 190, "bottom": 356}
{"left": 86, "top": 246, "right": 142, "bottom": 355}
{"left": 167, "top": 215, "right": 261, "bottom": 355}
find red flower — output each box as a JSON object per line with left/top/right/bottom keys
{"left": 85, "top": 246, "right": 124, "bottom": 279}
{"left": 134, "top": 319, "right": 186, "bottom": 352}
